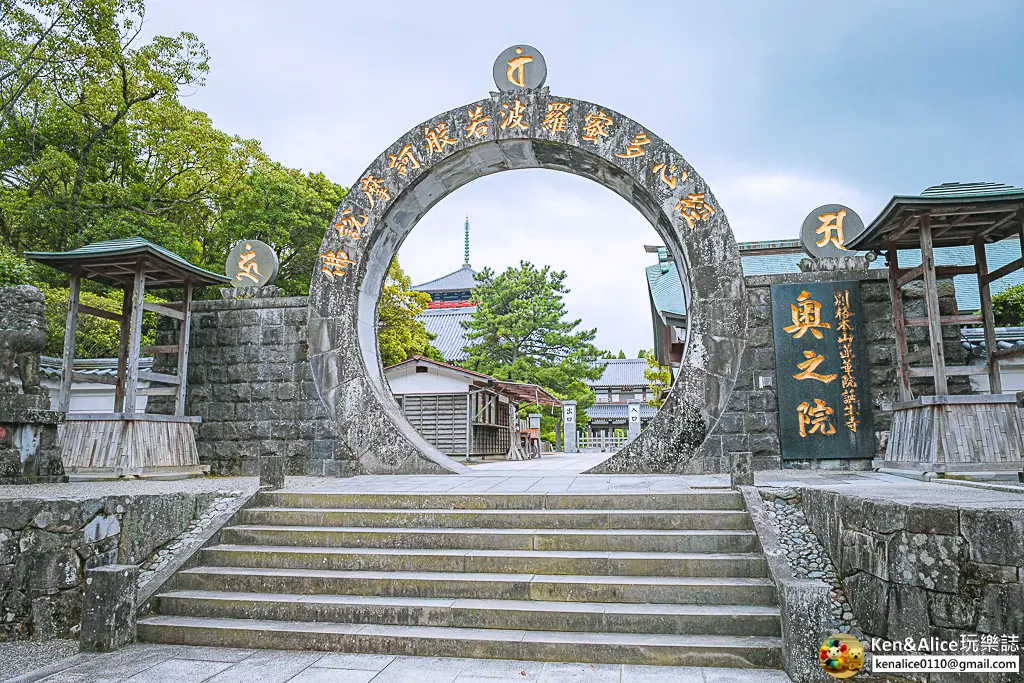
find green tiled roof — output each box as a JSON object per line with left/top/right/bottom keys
{"left": 739, "top": 242, "right": 1024, "bottom": 312}
{"left": 847, "top": 181, "right": 1024, "bottom": 251}
{"left": 920, "top": 181, "right": 1024, "bottom": 198}
{"left": 26, "top": 237, "right": 229, "bottom": 287}
{"left": 647, "top": 240, "right": 1024, "bottom": 317}
{"left": 645, "top": 260, "right": 687, "bottom": 317}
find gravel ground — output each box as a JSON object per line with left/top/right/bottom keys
{"left": 760, "top": 487, "right": 863, "bottom": 637}
{"left": 0, "top": 639, "right": 78, "bottom": 681}
{"left": 136, "top": 490, "right": 245, "bottom": 588}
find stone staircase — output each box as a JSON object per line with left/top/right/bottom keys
{"left": 138, "top": 490, "right": 782, "bottom": 668}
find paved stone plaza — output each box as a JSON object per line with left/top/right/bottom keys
{"left": 8, "top": 643, "right": 793, "bottom": 683}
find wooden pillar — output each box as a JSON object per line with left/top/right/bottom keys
{"left": 113, "top": 283, "right": 133, "bottom": 413}
{"left": 919, "top": 214, "right": 948, "bottom": 395}
{"left": 58, "top": 271, "right": 81, "bottom": 413}
{"left": 122, "top": 265, "right": 147, "bottom": 418}
{"left": 887, "top": 248, "right": 913, "bottom": 400}
{"left": 974, "top": 236, "right": 1001, "bottom": 394}
{"left": 174, "top": 279, "right": 193, "bottom": 416}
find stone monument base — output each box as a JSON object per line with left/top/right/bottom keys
{"left": 0, "top": 393, "right": 67, "bottom": 484}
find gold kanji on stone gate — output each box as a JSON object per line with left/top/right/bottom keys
{"left": 542, "top": 102, "right": 570, "bottom": 134}
{"left": 835, "top": 289, "right": 859, "bottom": 432}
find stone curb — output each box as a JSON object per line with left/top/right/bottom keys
{"left": 136, "top": 488, "right": 262, "bottom": 613}
{"left": 3, "top": 653, "right": 95, "bottom": 683}
{"left": 740, "top": 486, "right": 833, "bottom": 682}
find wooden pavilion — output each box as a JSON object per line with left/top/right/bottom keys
{"left": 27, "top": 238, "right": 229, "bottom": 478}
{"left": 846, "top": 182, "right": 1024, "bottom": 473}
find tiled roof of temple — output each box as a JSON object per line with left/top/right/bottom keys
{"left": 419, "top": 306, "right": 476, "bottom": 362}
{"left": 412, "top": 265, "right": 478, "bottom": 293}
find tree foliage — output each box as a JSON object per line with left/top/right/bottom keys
{"left": 0, "top": 0, "right": 435, "bottom": 361}
{"left": 462, "top": 261, "right": 601, "bottom": 427}
{"left": 992, "top": 283, "right": 1024, "bottom": 327}
{"left": 641, "top": 349, "right": 672, "bottom": 408}
{"left": 378, "top": 259, "right": 442, "bottom": 367}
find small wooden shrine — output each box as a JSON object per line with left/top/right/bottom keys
{"left": 27, "top": 238, "right": 229, "bottom": 478}
{"left": 846, "top": 182, "right": 1024, "bottom": 473}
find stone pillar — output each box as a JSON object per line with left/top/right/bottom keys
{"left": 562, "top": 401, "right": 577, "bottom": 453}
{"left": 80, "top": 564, "right": 138, "bottom": 652}
{"left": 0, "top": 395, "right": 66, "bottom": 484}
{"left": 259, "top": 454, "right": 285, "bottom": 489}
{"left": 627, "top": 401, "right": 641, "bottom": 443}
{"left": 730, "top": 451, "right": 754, "bottom": 488}
{"left": 528, "top": 413, "right": 542, "bottom": 457}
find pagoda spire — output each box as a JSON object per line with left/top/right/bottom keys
{"left": 463, "top": 215, "right": 471, "bottom": 268}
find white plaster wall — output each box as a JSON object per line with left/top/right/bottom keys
{"left": 38, "top": 377, "right": 149, "bottom": 413}
{"left": 386, "top": 365, "right": 471, "bottom": 395}
{"left": 968, "top": 362, "right": 1024, "bottom": 393}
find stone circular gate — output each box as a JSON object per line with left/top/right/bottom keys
{"left": 308, "top": 89, "right": 747, "bottom": 474}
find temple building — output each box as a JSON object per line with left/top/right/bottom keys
{"left": 582, "top": 358, "right": 657, "bottom": 449}
{"left": 412, "top": 217, "right": 478, "bottom": 363}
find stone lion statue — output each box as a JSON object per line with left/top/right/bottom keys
{"left": 0, "top": 285, "right": 48, "bottom": 395}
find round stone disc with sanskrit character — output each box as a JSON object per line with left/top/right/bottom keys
{"left": 226, "top": 239, "right": 279, "bottom": 287}
{"left": 308, "top": 90, "right": 747, "bottom": 475}
{"left": 492, "top": 45, "right": 547, "bottom": 92}
{"left": 800, "top": 204, "right": 865, "bottom": 258}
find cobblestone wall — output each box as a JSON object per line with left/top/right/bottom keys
{"left": 699, "top": 268, "right": 967, "bottom": 472}
{"left": 0, "top": 492, "right": 214, "bottom": 640}
{"left": 803, "top": 487, "right": 1024, "bottom": 667}
{"left": 151, "top": 291, "right": 360, "bottom": 476}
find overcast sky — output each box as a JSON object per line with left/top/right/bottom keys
{"left": 144, "top": 1, "right": 1024, "bottom": 356}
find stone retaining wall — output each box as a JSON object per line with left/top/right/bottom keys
{"left": 802, "top": 487, "right": 1023, "bottom": 651}
{"left": 150, "top": 292, "right": 360, "bottom": 477}
{"left": 700, "top": 269, "right": 967, "bottom": 472}
{"left": 0, "top": 491, "right": 215, "bottom": 641}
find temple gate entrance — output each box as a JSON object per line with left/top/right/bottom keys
{"left": 307, "top": 47, "right": 747, "bottom": 474}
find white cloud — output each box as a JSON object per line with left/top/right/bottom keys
{"left": 707, "top": 168, "right": 884, "bottom": 243}
{"left": 399, "top": 171, "right": 660, "bottom": 357}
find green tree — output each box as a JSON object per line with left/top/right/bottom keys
{"left": 378, "top": 259, "right": 442, "bottom": 366}
{"left": 641, "top": 349, "right": 671, "bottom": 408}
{"left": 0, "top": 242, "right": 30, "bottom": 285}
{"left": 992, "top": 283, "right": 1024, "bottom": 327}
{"left": 216, "top": 164, "right": 346, "bottom": 296}
{"left": 462, "top": 261, "right": 603, "bottom": 393}
{"left": 462, "top": 262, "right": 601, "bottom": 433}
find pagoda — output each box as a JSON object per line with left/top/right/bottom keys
{"left": 412, "top": 217, "right": 478, "bottom": 362}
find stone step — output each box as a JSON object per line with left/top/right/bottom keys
{"left": 200, "top": 544, "right": 769, "bottom": 578}
{"left": 220, "top": 525, "right": 760, "bottom": 553}
{"left": 137, "top": 615, "right": 783, "bottom": 668}
{"left": 154, "top": 590, "right": 782, "bottom": 637}
{"left": 239, "top": 508, "right": 752, "bottom": 530}
{"left": 174, "top": 566, "right": 778, "bottom": 605}
{"left": 257, "top": 491, "right": 744, "bottom": 511}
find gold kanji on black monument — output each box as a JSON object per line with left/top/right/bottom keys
{"left": 771, "top": 281, "right": 874, "bottom": 460}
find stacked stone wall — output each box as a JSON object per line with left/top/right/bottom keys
{"left": 700, "top": 269, "right": 968, "bottom": 473}
{"left": 803, "top": 488, "right": 1023, "bottom": 653}
{"left": 0, "top": 492, "right": 214, "bottom": 640}
{"left": 151, "top": 293, "right": 360, "bottom": 477}
{"left": 163, "top": 272, "right": 967, "bottom": 476}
